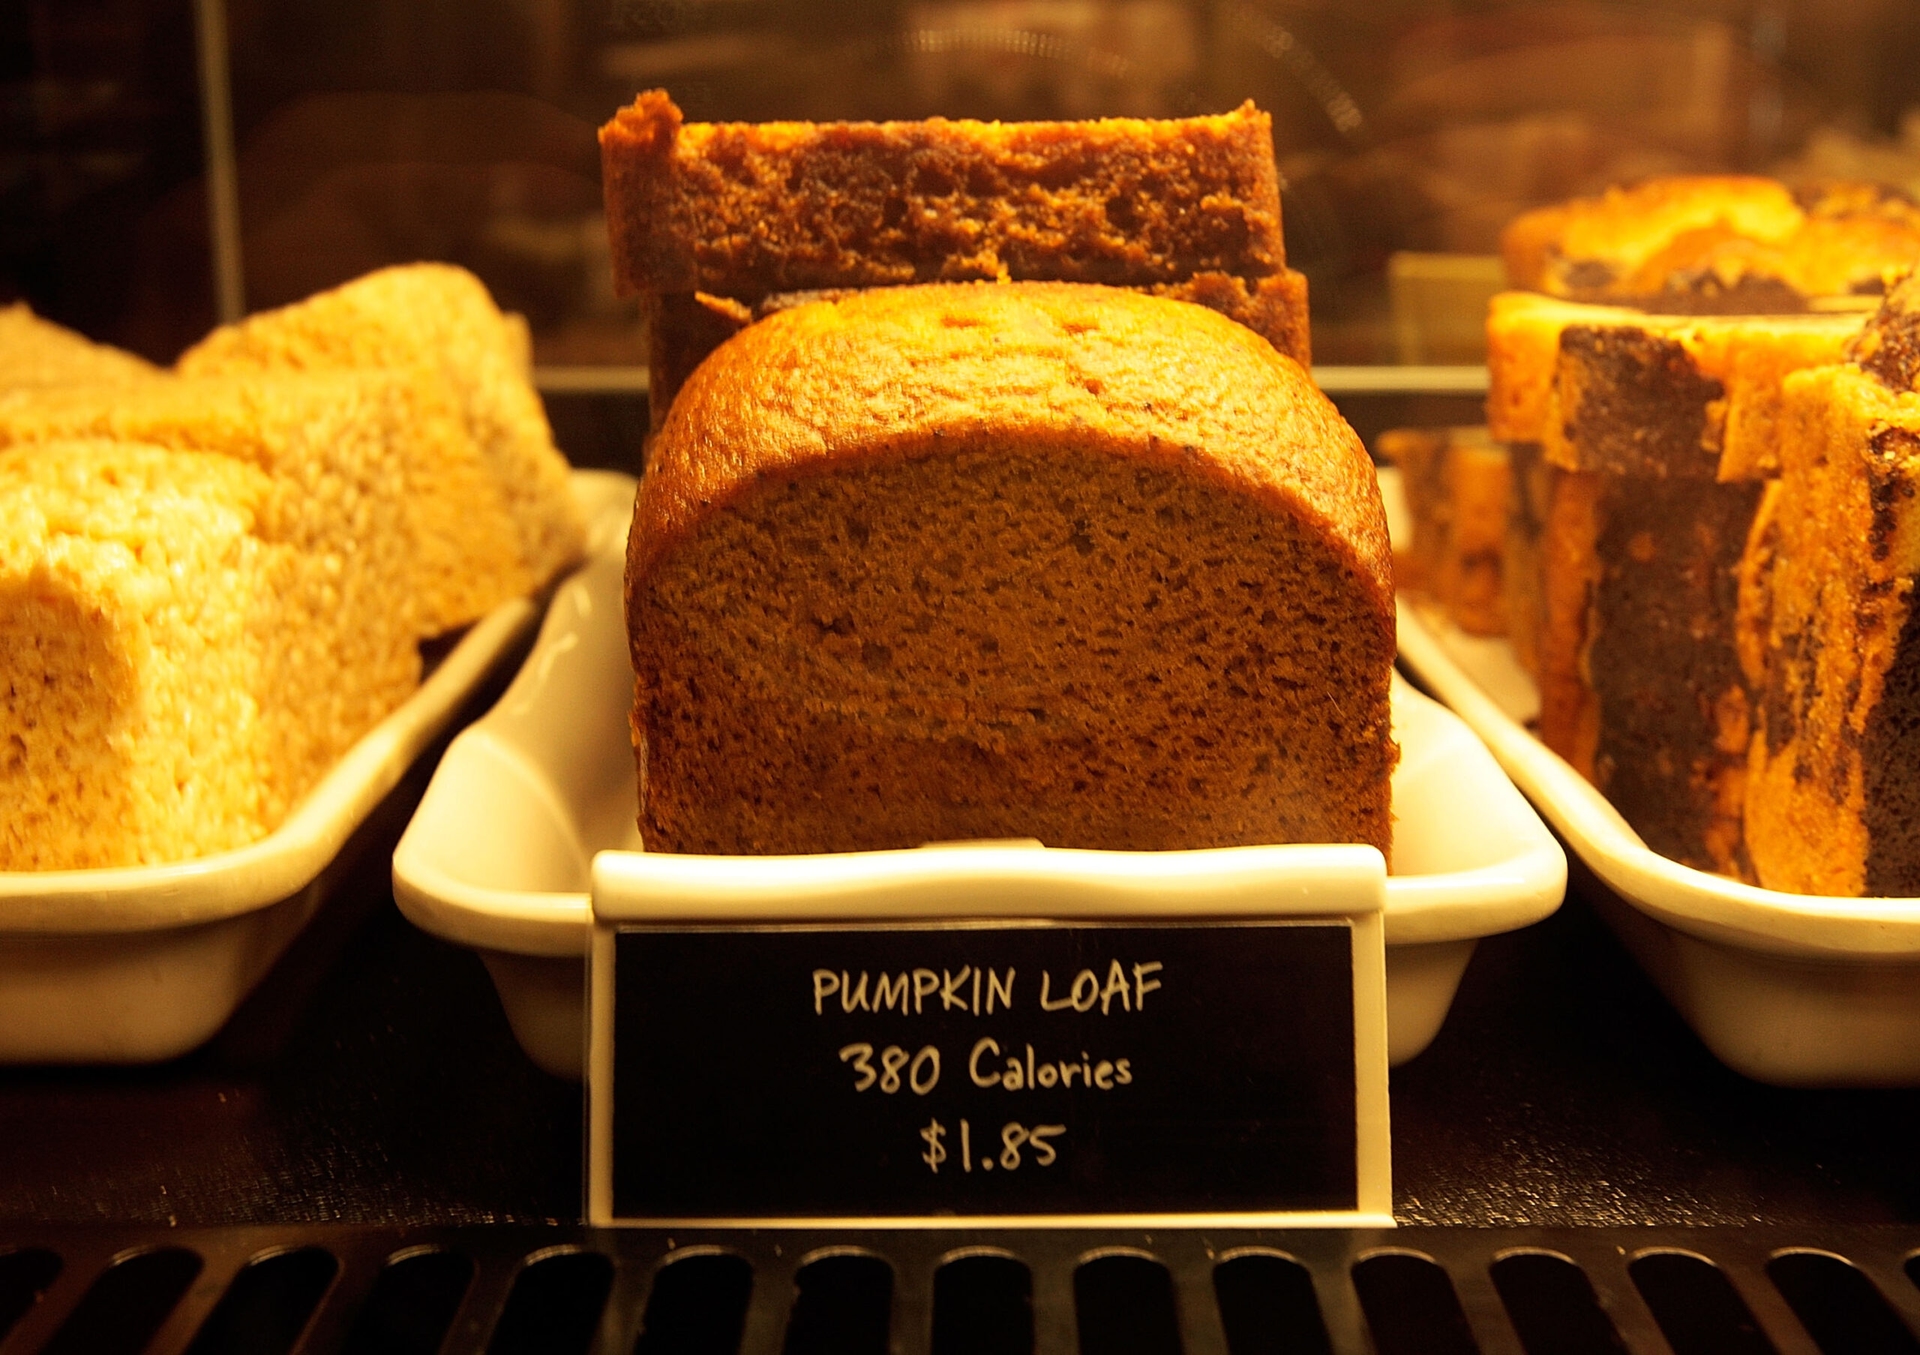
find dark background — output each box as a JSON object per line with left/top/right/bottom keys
{"left": 11, "top": 0, "right": 1920, "bottom": 367}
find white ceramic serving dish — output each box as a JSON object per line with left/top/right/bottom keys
{"left": 0, "top": 469, "right": 633, "bottom": 1065}
{"left": 1396, "top": 601, "right": 1920, "bottom": 1087}
{"left": 393, "top": 480, "right": 1566, "bottom": 1079}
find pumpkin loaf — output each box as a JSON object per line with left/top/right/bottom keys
{"left": 1740, "top": 276, "right": 1920, "bottom": 895}
{"left": 626, "top": 282, "right": 1396, "bottom": 856}
{"left": 602, "top": 90, "right": 1287, "bottom": 296}
{"left": 600, "top": 91, "right": 1309, "bottom": 429}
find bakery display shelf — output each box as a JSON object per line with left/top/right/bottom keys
{"left": 2, "top": 741, "right": 1920, "bottom": 1344}
{"left": 3, "top": 1219, "right": 1920, "bottom": 1354}
{"left": 3, "top": 477, "right": 1917, "bottom": 1355}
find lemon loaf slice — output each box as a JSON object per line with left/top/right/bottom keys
{"left": 0, "top": 370, "right": 528, "bottom": 639}
{"left": 627, "top": 282, "right": 1397, "bottom": 856}
{"left": 177, "top": 264, "right": 584, "bottom": 606}
{"left": 0, "top": 442, "right": 418, "bottom": 870}
{"left": 0, "top": 304, "right": 162, "bottom": 391}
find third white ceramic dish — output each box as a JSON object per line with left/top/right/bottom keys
{"left": 393, "top": 481, "right": 1566, "bottom": 1078}
{"left": 1396, "top": 602, "right": 1920, "bottom": 1087}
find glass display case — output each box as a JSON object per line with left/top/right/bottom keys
{"left": 5, "top": 3, "right": 1920, "bottom": 1350}
{"left": 15, "top": 0, "right": 1920, "bottom": 388}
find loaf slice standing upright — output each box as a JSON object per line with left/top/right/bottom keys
{"left": 599, "top": 91, "right": 1312, "bottom": 431}
{"left": 625, "top": 282, "right": 1397, "bottom": 856}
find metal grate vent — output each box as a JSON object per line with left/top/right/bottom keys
{"left": 2, "top": 1226, "right": 1918, "bottom": 1355}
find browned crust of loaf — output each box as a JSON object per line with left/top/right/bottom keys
{"left": 645, "top": 269, "right": 1312, "bottom": 434}
{"left": 600, "top": 91, "right": 1285, "bottom": 296}
{"left": 629, "top": 282, "right": 1389, "bottom": 605}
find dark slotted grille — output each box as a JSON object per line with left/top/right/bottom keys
{"left": 1, "top": 1225, "right": 1918, "bottom": 1355}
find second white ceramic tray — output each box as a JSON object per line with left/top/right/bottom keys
{"left": 394, "top": 484, "right": 1566, "bottom": 1078}
{"left": 1396, "top": 601, "right": 1920, "bottom": 1087}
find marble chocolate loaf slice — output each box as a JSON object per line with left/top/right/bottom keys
{"left": 1500, "top": 174, "right": 1920, "bottom": 312}
{"left": 626, "top": 282, "right": 1397, "bottom": 856}
{"left": 1485, "top": 290, "right": 1864, "bottom": 876}
{"left": 1740, "top": 278, "right": 1920, "bottom": 895}
{"left": 1486, "top": 290, "right": 1863, "bottom": 472}
{"left": 599, "top": 91, "right": 1310, "bottom": 429}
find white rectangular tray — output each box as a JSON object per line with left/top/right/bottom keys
{"left": 1396, "top": 601, "right": 1920, "bottom": 1087}
{"left": 393, "top": 482, "right": 1566, "bottom": 1079}
{"left": 0, "top": 469, "right": 630, "bottom": 1064}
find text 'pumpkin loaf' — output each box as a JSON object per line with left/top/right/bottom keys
{"left": 625, "top": 282, "right": 1397, "bottom": 857}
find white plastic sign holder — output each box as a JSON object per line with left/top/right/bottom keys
{"left": 586, "top": 840, "right": 1391, "bottom": 1228}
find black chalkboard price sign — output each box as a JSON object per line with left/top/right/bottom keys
{"left": 586, "top": 844, "right": 1390, "bottom": 1227}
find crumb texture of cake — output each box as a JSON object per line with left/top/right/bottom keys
{"left": 601, "top": 90, "right": 1285, "bottom": 297}
{"left": 0, "top": 442, "right": 417, "bottom": 870}
{"left": 1742, "top": 356, "right": 1920, "bottom": 896}
{"left": 1484, "top": 288, "right": 1862, "bottom": 878}
{"left": 0, "top": 373, "right": 482, "bottom": 645}
{"left": 1544, "top": 470, "right": 1762, "bottom": 876}
{"left": 0, "top": 304, "right": 163, "bottom": 391}
{"left": 178, "top": 263, "right": 585, "bottom": 610}
{"left": 628, "top": 282, "right": 1395, "bottom": 856}
{"left": 1503, "top": 440, "right": 1555, "bottom": 679}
